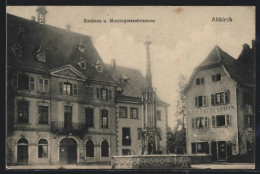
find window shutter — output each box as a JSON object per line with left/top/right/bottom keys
{"left": 29, "top": 77, "right": 34, "bottom": 90}
{"left": 59, "top": 82, "right": 63, "bottom": 94}
{"left": 201, "top": 78, "right": 204, "bottom": 84}
{"left": 73, "top": 84, "right": 78, "bottom": 96}
{"left": 211, "top": 94, "right": 215, "bottom": 106}
{"left": 195, "top": 97, "right": 198, "bottom": 107}
{"left": 225, "top": 90, "right": 230, "bottom": 104}
{"left": 192, "top": 118, "right": 195, "bottom": 128}
{"left": 212, "top": 116, "right": 216, "bottom": 127}
{"left": 225, "top": 114, "right": 230, "bottom": 126}
{"left": 203, "top": 96, "right": 207, "bottom": 106}
{"left": 44, "top": 80, "right": 49, "bottom": 92}
{"left": 205, "top": 142, "right": 209, "bottom": 154}
{"left": 192, "top": 143, "right": 196, "bottom": 154}
{"left": 205, "top": 117, "right": 208, "bottom": 128}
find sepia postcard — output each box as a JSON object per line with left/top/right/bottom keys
{"left": 5, "top": 6, "right": 255, "bottom": 170}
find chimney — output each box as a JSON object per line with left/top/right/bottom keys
{"left": 31, "top": 16, "right": 36, "bottom": 21}
{"left": 36, "top": 6, "right": 47, "bottom": 24}
{"left": 243, "top": 43, "right": 250, "bottom": 50}
{"left": 111, "top": 59, "right": 116, "bottom": 70}
{"left": 65, "top": 24, "right": 71, "bottom": 31}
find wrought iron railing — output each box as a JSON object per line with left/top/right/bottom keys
{"left": 51, "top": 121, "right": 86, "bottom": 135}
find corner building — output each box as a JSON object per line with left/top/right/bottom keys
{"left": 6, "top": 7, "right": 169, "bottom": 166}
{"left": 183, "top": 43, "right": 255, "bottom": 162}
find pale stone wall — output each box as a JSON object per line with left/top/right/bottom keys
{"left": 185, "top": 66, "right": 239, "bottom": 155}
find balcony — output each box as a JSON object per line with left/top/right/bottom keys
{"left": 51, "top": 121, "right": 86, "bottom": 136}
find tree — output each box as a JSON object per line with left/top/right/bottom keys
{"left": 168, "top": 119, "right": 186, "bottom": 154}
{"left": 168, "top": 74, "right": 187, "bottom": 154}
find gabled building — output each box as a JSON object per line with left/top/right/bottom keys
{"left": 107, "top": 60, "right": 169, "bottom": 156}
{"left": 6, "top": 7, "right": 169, "bottom": 166}
{"left": 183, "top": 42, "right": 255, "bottom": 162}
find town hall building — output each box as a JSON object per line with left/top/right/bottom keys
{"left": 6, "top": 7, "right": 169, "bottom": 166}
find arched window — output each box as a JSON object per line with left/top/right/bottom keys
{"left": 86, "top": 140, "right": 94, "bottom": 157}
{"left": 101, "top": 140, "right": 109, "bottom": 157}
{"left": 38, "top": 139, "right": 48, "bottom": 158}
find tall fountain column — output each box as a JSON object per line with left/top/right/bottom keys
{"left": 141, "top": 40, "right": 160, "bottom": 155}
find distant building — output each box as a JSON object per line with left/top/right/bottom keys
{"left": 183, "top": 42, "right": 255, "bottom": 162}
{"left": 6, "top": 7, "right": 168, "bottom": 166}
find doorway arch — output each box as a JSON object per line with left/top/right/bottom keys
{"left": 17, "top": 138, "right": 28, "bottom": 165}
{"left": 59, "top": 138, "right": 77, "bottom": 164}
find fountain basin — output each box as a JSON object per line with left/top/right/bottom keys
{"left": 111, "top": 155, "right": 191, "bottom": 169}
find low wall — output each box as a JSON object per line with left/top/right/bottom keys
{"left": 188, "top": 154, "right": 212, "bottom": 164}
{"left": 111, "top": 155, "right": 191, "bottom": 169}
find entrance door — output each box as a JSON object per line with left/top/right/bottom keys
{"left": 59, "top": 138, "right": 77, "bottom": 164}
{"left": 17, "top": 138, "right": 28, "bottom": 165}
{"left": 218, "top": 141, "right": 226, "bottom": 161}
{"left": 211, "top": 141, "right": 217, "bottom": 161}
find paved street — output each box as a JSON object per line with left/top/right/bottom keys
{"left": 6, "top": 163, "right": 255, "bottom": 170}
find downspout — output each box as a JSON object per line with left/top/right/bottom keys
{"left": 236, "top": 83, "right": 241, "bottom": 155}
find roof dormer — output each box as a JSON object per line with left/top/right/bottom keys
{"left": 11, "top": 43, "right": 23, "bottom": 58}
{"left": 78, "top": 57, "right": 87, "bottom": 69}
{"left": 78, "top": 39, "right": 85, "bottom": 53}
{"left": 95, "top": 58, "right": 103, "bottom": 73}
{"left": 34, "top": 45, "right": 46, "bottom": 62}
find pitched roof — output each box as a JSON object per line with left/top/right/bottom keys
{"left": 183, "top": 45, "right": 255, "bottom": 94}
{"left": 106, "top": 64, "right": 169, "bottom": 106}
{"left": 7, "top": 13, "right": 115, "bottom": 84}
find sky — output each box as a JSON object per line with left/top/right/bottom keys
{"left": 6, "top": 6, "right": 255, "bottom": 128}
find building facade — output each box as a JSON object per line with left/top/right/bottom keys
{"left": 6, "top": 7, "right": 168, "bottom": 166}
{"left": 183, "top": 43, "right": 255, "bottom": 162}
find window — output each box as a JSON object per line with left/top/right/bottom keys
{"left": 101, "top": 140, "right": 109, "bottom": 157}
{"left": 18, "top": 101, "right": 29, "bottom": 123}
{"left": 212, "top": 115, "right": 231, "bottom": 127}
{"left": 85, "top": 108, "right": 94, "bottom": 128}
{"left": 63, "top": 82, "right": 72, "bottom": 95}
{"left": 96, "top": 88, "right": 100, "bottom": 98}
{"left": 38, "top": 139, "right": 48, "bottom": 158}
{"left": 96, "top": 65, "right": 103, "bottom": 73}
{"left": 86, "top": 86, "right": 93, "bottom": 98}
{"left": 109, "top": 89, "right": 113, "bottom": 100}
{"left": 12, "top": 43, "right": 22, "bottom": 57}
{"left": 38, "top": 79, "right": 48, "bottom": 92}
{"left": 191, "top": 142, "right": 209, "bottom": 154}
{"left": 38, "top": 106, "right": 48, "bottom": 124}
{"left": 101, "top": 89, "right": 108, "bottom": 100}
{"left": 122, "top": 149, "right": 131, "bottom": 156}
{"left": 119, "top": 107, "right": 127, "bottom": 118}
{"left": 101, "top": 110, "right": 108, "bottom": 128}
{"left": 157, "top": 111, "right": 161, "bottom": 121}
{"left": 195, "top": 96, "right": 207, "bottom": 107}
{"left": 211, "top": 91, "right": 230, "bottom": 105}
{"left": 245, "top": 115, "right": 253, "bottom": 128}
{"left": 122, "top": 128, "right": 131, "bottom": 146}
{"left": 64, "top": 106, "right": 72, "bottom": 130}
{"left": 59, "top": 82, "right": 77, "bottom": 96}
{"left": 196, "top": 117, "right": 204, "bottom": 128}
{"left": 130, "top": 108, "right": 138, "bottom": 119}
{"left": 86, "top": 140, "right": 94, "bottom": 157}
{"left": 212, "top": 74, "right": 221, "bottom": 82}
{"left": 29, "top": 77, "right": 34, "bottom": 90}
{"left": 37, "top": 53, "right": 46, "bottom": 62}
{"left": 196, "top": 78, "right": 204, "bottom": 85}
